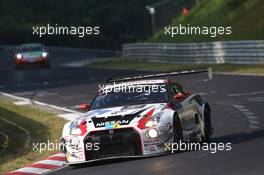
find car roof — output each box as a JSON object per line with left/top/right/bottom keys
{"left": 101, "top": 79, "right": 167, "bottom": 91}
{"left": 104, "top": 79, "right": 183, "bottom": 90}
{"left": 101, "top": 79, "right": 184, "bottom": 93}
{"left": 106, "top": 79, "right": 166, "bottom": 85}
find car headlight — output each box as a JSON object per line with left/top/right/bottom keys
{"left": 70, "top": 121, "right": 82, "bottom": 135}
{"left": 146, "top": 128, "right": 159, "bottom": 138}
{"left": 42, "top": 52, "right": 48, "bottom": 58}
{"left": 16, "top": 53, "right": 22, "bottom": 59}
{"left": 138, "top": 111, "right": 162, "bottom": 129}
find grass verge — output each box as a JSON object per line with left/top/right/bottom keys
{"left": 88, "top": 58, "right": 264, "bottom": 75}
{"left": 151, "top": 0, "right": 264, "bottom": 42}
{"left": 0, "top": 99, "right": 66, "bottom": 174}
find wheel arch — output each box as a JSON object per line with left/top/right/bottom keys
{"left": 204, "top": 102, "right": 211, "bottom": 112}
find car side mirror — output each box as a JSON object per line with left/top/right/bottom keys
{"left": 79, "top": 103, "right": 90, "bottom": 110}
{"left": 174, "top": 92, "right": 186, "bottom": 100}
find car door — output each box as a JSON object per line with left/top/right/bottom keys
{"left": 187, "top": 95, "right": 204, "bottom": 134}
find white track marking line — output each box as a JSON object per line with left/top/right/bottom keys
{"left": 243, "top": 112, "right": 255, "bottom": 116}
{"left": 249, "top": 125, "right": 259, "bottom": 130}
{"left": 1, "top": 92, "right": 84, "bottom": 117}
{"left": 58, "top": 113, "right": 81, "bottom": 120}
{"left": 51, "top": 153, "right": 66, "bottom": 157}
{"left": 249, "top": 120, "right": 260, "bottom": 125}
{"left": 13, "top": 167, "right": 51, "bottom": 174}
{"left": 37, "top": 160, "right": 66, "bottom": 166}
{"left": 232, "top": 104, "right": 245, "bottom": 108}
{"left": 247, "top": 96, "right": 264, "bottom": 103}
{"left": 13, "top": 101, "right": 32, "bottom": 105}
{"left": 228, "top": 91, "right": 264, "bottom": 97}
{"left": 232, "top": 105, "right": 260, "bottom": 132}
{"left": 61, "top": 60, "right": 91, "bottom": 67}
{"left": 246, "top": 115, "right": 259, "bottom": 119}
{"left": 238, "top": 108, "right": 250, "bottom": 112}
{"left": 215, "top": 72, "right": 264, "bottom": 77}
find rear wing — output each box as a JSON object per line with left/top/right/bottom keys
{"left": 106, "top": 67, "right": 213, "bottom": 83}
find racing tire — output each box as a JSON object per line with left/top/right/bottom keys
{"left": 173, "top": 113, "right": 183, "bottom": 144}
{"left": 203, "top": 106, "right": 212, "bottom": 142}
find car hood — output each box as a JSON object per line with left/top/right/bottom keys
{"left": 64, "top": 103, "right": 168, "bottom": 134}
{"left": 84, "top": 103, "right": 167, "bottom": 119}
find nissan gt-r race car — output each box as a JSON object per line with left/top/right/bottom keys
{"left": 14, "top": 43, "right": 50, "bottom": 68}
{"left": 60, "top": 70, "right": 213, "bottom": 164}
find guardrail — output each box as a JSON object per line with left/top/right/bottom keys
{"left": 122, "top": 40, "right": 264, "bottom": 64}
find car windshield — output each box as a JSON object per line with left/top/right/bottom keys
{"left": 20, "top": 45, "right": 43, "bottom": 52}
{"left": 90, "top": 83, "right": 168, "bottom": 110}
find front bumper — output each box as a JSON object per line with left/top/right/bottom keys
{"left": 15, "top": 57, "right": 49, "bottom": 65}
{"left": 84, "top": 128, "right": 142, "bottom": 160}
{"left": 63, "top": 126, "right": 172, "bottom": 164}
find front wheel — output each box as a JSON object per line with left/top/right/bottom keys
{"left": 203, "top": 107, "right": 212, "bottom": 142}
{"left": 173, "top": 113, "right": 183, "bottom": 143}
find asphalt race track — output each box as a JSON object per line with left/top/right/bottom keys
{"left": 0, "top": 47, "right": 146, "bottom": 108}
{"left": 1, "top": 48, "right": 264, "bottom": 174}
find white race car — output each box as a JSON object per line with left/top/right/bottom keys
{"left": 60, "top": 70, "right": 213, "bottom": 164}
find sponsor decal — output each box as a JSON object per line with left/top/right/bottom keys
{"left": 149, "top": 147, "right": 156, "bottom": 151}
{"left": 144, "top": 138, "right": 159, "bottom": 147}
{"left": 95, "top": 120, "right": 130, "bottom": 128}
{"left": 92, "top": 113, "right": 137, "bottom": 128}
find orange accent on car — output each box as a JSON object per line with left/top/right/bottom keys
{"left": 80, "top": 119, "right": 87, "bottom": 136}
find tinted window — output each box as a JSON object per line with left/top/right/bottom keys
{"left": 90, "top": 84, "right": 168, "bottom": 110}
